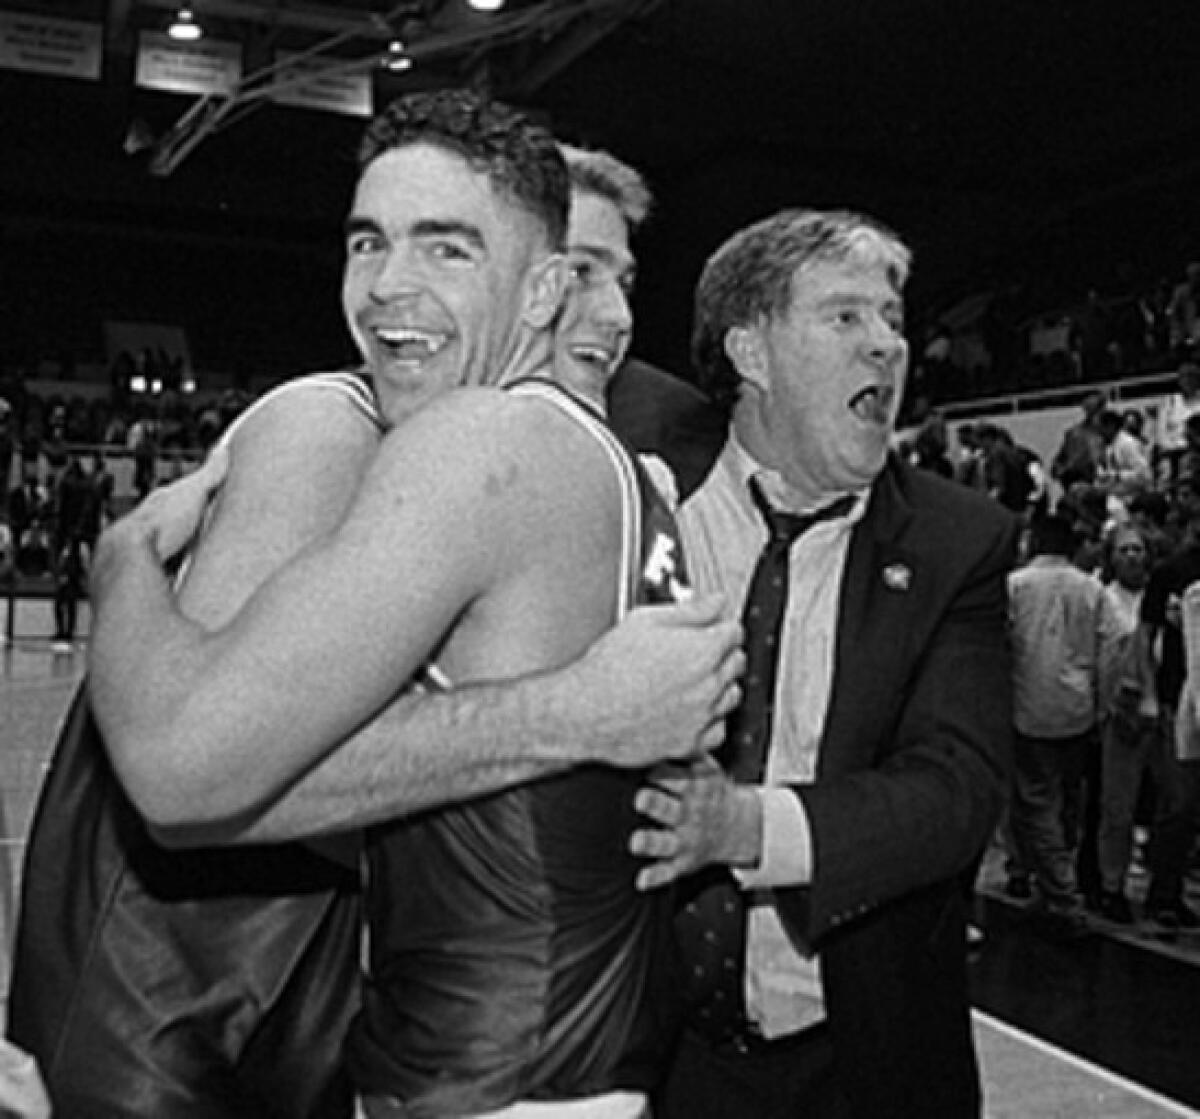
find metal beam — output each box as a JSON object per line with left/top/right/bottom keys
{"left": 141, "top": 0, "right": 648, "bottom": 176}
{"left": 129, "top": 0, "right": 415, "bottom": 40}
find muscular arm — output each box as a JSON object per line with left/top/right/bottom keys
{"left": 174, "top": 387, "right": 379, "bottom": 631}
{"left": 156, "top": 600, "right": 741, "bottom": 845}
{"left": 91, "top": 387, "right": 744, "bottom": 833}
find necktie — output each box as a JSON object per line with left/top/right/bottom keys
{"left": 674, "top": 479, "right": 853, "bottom": 1042}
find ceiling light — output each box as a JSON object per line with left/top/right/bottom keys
{"left": 468, "top": 0, "right": 506, "bottom": 11}
{"left": 382, "top": 39, "right": 413, "bottom": 71}
{"left": 167, "top": 6, "right": 203, "bottom": 42}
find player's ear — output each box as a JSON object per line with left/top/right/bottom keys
{"left": 725, "top": 323, "right": 769, "bottom": 393}
{"left": 522, "top": 253, "right": 567, "bottom": 330}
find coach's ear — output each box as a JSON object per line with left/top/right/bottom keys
{"left": 725, "top": 322, "right": 769, "bottom": 394}
{"left": 522, "top": 253, "right": 567, "bottom": 330}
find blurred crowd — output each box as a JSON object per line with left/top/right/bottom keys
{"left": 900, "top": 360, "right": 1200, "bottom": 939}
{"left": 910, "top": 257, "right": 1200, "bottom": 406}
{"left": 0, "top": 371, "right": 255, "bottom": 645}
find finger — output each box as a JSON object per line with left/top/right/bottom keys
{"left": 692, "top": 752, "right": 725, "bottom": 778}
{"left": 636, "top": 859, "right": 686, "bottom": 892}
{"left": 633, "top": 787, "right": 683, "bottom": 825}
{"left": 645, "top": 761, "right": 689, "bottom": 785}
{"left": 641, "top": 592, "right": 728, "bottom": 629}
{"left": 696, "top": 719, "right": 725, "bottom": 755}
{"left": 713, "top": 681, "right": 742, "bottom": 720}
{"left": 719, "top": 619, "right": 746, "bottom": 652}
{"left": 628, "top": 827, "right": 678, "bottom": 859}
{"left": 723, "top": 647, "right": 747, "bottom": 681}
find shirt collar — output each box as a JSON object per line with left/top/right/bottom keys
{"left": 723, "top": 431, "right": 870, "bottom": 523}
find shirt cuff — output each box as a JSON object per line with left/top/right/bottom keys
{"left": 732, "top": 786, "right": 813, "bottom": 889}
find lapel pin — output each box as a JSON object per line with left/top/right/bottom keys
{"left": 882, "top": 563, "right": 912, "bottom": 592}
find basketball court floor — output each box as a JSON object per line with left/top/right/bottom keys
{"left": 2, "top": 599, "right": 1198, "bottom": 1117}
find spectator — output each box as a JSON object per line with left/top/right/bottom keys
{"left": 0, "top": 398, "right": 14, "bottom": 497}
{"left": 6, "top": 458, "right": 49, "bottom": 577}
{"left": 51, "top": 536, "right": 88, "bottom": 653}
{"left": 903, "top": 410, "right": 954, "bottom": 478}
{"left": 1021, "top": 443, "right": 1051, "bottom": 520}
{"left": 1136, "top": 497, "right": 1200, "bottom": 933}
{"left": 977, "top": 422, "right": 1034, "bottom": 515}
{"left": 1096, "top": 408, "right": 1153, "bottom": 502}
{"left": 51, "top": 453, "right": 91, "bottom": 561}
{"left": 1177, "top": 413, "right": 1200, "bottom": 493}
{"left": 1051, "top": 390, "right": 1106, "bottom": 490}
{"left": 1006, "top": 513, "right": 1123, "bottom": 939}
{"left": 127, "top": 407, "right": 158, "bottom": 501}
{"left": 1157, "top": 361, "right": 1200, "bottom": 485}
{"left": 83, "top": 451, "right": 115, "bottom": 546}
{"left": 1057, "top": 483, "right": 1109, "bottom": 575}
{"left": 1094, "top": 524, "right": 1153, "bottom": 923}
{"left": 1122, "top": 408, "right": 1149, "bottom": 451}
{"left": 0, "top": 513, "right": 13, "bottom": 588}
{"left": 954, "top": 421, "right": 987, "bottom": 490}
{"left": 1069, "top": 289, "right": 1114, "bottom": 381}
{"left": 1128, "top": 489, "right": 1176, "bottom": 567}
{"left": 1167, "top": 262, "right": 1200, "bottom": 354}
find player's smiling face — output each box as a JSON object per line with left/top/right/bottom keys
{"left": 552, "top": 190, "right": 635, "bottom": 405}
{"left": 342, "top": 142, "right": 551, "bottom": 426}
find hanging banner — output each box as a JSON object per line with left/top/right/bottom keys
{"left": 135, "top": 31, "right": 241, "bottom": 96}
{"left": 270, "top": 51, "right": 373, "bottom": 118}
{"left": 0, "top": 12, "right": 102, "bottom": 80}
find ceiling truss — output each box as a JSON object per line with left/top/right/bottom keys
{"left": 101, "top": 0, "right": 665, "bottom": 175}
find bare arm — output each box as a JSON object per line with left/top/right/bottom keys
{"left": 88, "top": 380, "right": 380, "bottom": 815}
{"left": 156, "top": 599, "right": 743, "bottom": 845}
{"left": 91, "top": 388, "right": 744, "bottom": 831}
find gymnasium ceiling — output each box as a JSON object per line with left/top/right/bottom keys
{"left": 3, "top": 0, "right": 1200, "bottom": 375}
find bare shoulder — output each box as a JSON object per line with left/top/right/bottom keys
{"left": 347, "top": 383, "right": 620, "bottom": 561}
{"left": 179, "top": 377, "right": 382, "bottom": 622}
{"left": 227, "top": 375, "right": 380, "bottom": 465}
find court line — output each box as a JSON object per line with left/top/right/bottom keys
{"left": 974, "top": 1010, "right": 1200, "bottom": 1116}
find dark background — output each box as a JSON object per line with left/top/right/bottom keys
{"left": 4, "top": 0, "right": 1200, "bottom": 387}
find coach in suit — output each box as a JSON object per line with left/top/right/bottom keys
{"left": 630, "top": 209, "right": 1017, "bottom": 1118}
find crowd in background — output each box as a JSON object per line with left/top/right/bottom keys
{"left": 900, "top": 358, "right": 1200, "bottom": 938}
{"left": 0, "top": 361, "right": 257, "bottom": 647}
{"left": 908, "top": 256, "right": 1200, "bottom": 408}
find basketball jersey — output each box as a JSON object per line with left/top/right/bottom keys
{"left": 348, "top": 379, "right": 689, "bottom": 1117}
{"left": 8, "top": 370, "right": 381, "bottom": 1119}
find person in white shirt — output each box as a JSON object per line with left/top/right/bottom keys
{"left": 1093, "top": 523, "right": 1154, "bottom": 924}
{"left": 1006, "top": 513, "right": 1124, "bottom": 938}
{"left": 1096, "top": 408, "right": 1153, "bottom": 502}
{"left": 629, "top": 208, "right": 1015, "bottom": 1118}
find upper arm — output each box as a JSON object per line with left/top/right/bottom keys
{"left": 91, "top": 382, "right": 381, "bottom": 819}
{"left": 176, "top": 386, "right": 380, "bottom": 627}
{"left": 163, "top": 389, "right": 545, "bottom": 804}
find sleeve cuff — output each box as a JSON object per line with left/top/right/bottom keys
{"left": 732, "top": 786, "right": 813, "bottom": 889}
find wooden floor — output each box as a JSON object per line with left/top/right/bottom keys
{"left": 2, "top": 597, "right": 1199, "bottom": 1117}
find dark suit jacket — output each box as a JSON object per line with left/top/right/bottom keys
{"left": 788, "top": 459, "right": 1015, "bottom": 1117}
{"left": 605, "top": 359, "right": 728, "bottom": 497}
{"left": 612, "top": 385, "right": 1016, "bottom": 1118}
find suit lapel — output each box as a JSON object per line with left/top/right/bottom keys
{"left": 820, "top": 461, "right": 921, "bottom": 775}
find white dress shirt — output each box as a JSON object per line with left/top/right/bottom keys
{"left": 678, "top": 435, "right": 865, "bottom": 1037}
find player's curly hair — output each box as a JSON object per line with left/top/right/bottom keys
{"left": 359, "top": 88, "right": 568, "bottom": 250}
